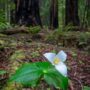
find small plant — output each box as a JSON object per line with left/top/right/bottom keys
{"left": 0, "top": 70, "right": 6, "bottom": 75}
{"left": 10, "top": 62, "right": 68, "bottom": 90}
{"left": 44, "top": 50, "right": 67, "bottom": 77}
{"left": 78, "top": 32, "right": 90, "bottom": 46}
{"left": 63, "top": 23, "right": 79, "bottom": 31}
{"left": 0, "top": 9, "right": 6, "bottom": 23}
{"left": 31, "top": 51, "right": 40, "bottom": 58}
{"left": 0, "top": 22, "right": 12, "bottom": 31}
{"left": 28, "top": 26, "right": 41, "bottom": 34}
{"left": 10, "top": 50, "right": 68, "bottom": 90}
{"left": 10, "top": 50, "right": 25, "bottom": 61}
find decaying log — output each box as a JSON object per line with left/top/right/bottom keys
{"left": 0, "top": 26, "right": 29, "bottom": 35}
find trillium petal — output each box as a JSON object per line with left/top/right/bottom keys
{"left": 43, "top": 53, "right": 56, "bottom": 64}
{"left": 56, "top": 50, "right": 67, "bottom": 62}
{"left": 55, "top": 62, "right": 67, "bottom": 77}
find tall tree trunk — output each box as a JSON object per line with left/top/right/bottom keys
{"left": 82, "top": 0, "right": 90, "bottom": 28}
{"left": 87, "top": 0, "right": 90, "bottom": 27}
{"left": 50, "top": 0, "right": 58, "bottom": 29}
{"left": 14, "top": 0, "right": 23, "bottom": 24}
{"left": 65, "top": 0, "right": 80, "bottom": 26}
{"left": 14, "top": 0, "right": 42, "bottom": 27}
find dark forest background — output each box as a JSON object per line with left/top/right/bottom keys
{"left": 0, "top": 0, "right": 90, "bottom": 30}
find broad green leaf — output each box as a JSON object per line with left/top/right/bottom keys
{"left": 22, "top": 79, "right": 39, "bottom": 88}
{"left": 44, "top": 73, "right": 61, "bottom": 88}
{"left": 0, "top": 70, "right": 6, "bottom": 75}
{"left": 10, "top": 63, "right": 43, "bottom": 82}
{"left": 44, "top": 68, "right": 68, "bottom": 90}
{"left": 10, "top": 62, "right": 68, "bottom": 90}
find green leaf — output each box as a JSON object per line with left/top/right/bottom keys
{"left": 10, "top": 50, "right": 25, "bottom": 60}
{"left": 83, "top": 86, "right": 90, "bottom": 90}
{"left": 10, "top": 62, "right": 68, "bottom": 90}
{"left": 44, "top": 68, "right": 68, "bottom": 90}
{"left": 22, "top": 79, "right": 39, "bottom": 88}
{"left": 10, "top": 63, "right": 43, "bottom": 83}
{"left": 44, "top": 73, "right": 60, "bottom": 88}
{"left": 0, "top": 70, "right": 6, "bottom": 75}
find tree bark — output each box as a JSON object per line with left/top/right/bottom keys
{"left": 50, "top": 0, "right": 58, "bottom": 29}
{"left": 14, "top": 0, "right": 42, "bottom": 27}
{"left": 65, "top": 0, "right": 80, "bottom": 26}
{"left": 87, "top": 0, "right": 90, "bottom": 27}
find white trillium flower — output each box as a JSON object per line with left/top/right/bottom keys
{"left": 43, "top": 50, "right": 67, "bottom": 77}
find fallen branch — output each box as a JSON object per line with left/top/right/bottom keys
{"left": 0, "top": 26, "right": 29, "bottom": 35}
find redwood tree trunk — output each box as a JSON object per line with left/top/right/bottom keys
{"left": 65, "top": 0, "right": 80, "bottom": 26}
{"left": 50, "top": 0, "right": 58, "bottom": 29}
{"left": 14, "top": 0, "right": 42, "bottom": 26}
{"left": 87, "top": 0, "right": 90, "bottom": 26}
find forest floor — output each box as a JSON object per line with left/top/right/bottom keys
{"left": 0, "top": 28, "right": 90, "bottom": 90}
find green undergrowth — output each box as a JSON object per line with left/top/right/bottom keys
{"left": 46, "top": 30, "right": 90, "bottom": 51}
